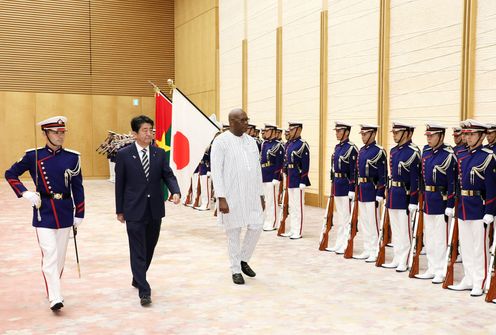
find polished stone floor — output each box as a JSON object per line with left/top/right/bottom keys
{"left": 1, "top": 180, "right": 495, "bottom": 334}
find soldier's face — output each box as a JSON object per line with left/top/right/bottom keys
{"left": 461, "top": 133, "right": 468, "bottom": 144}
{"left": 465, "top": 132, "right": 485, "bottom": 148}
{"left": 360, "top": 131, "right": 375, "bottom": 144}
{"left": 45, "top": 129, "right": 66, "bottom": 146}
{"left": 426, "top": 133, "right": 442, "bottom": 148}
{"left": 263, "top": 129, "right": 273, "bottom": 140}
{"left": 335, "top": 129, "right": 345, "bottom": 141}
{"left": 453, "top": 134, "right": 462, "bottom": 145}
{"left": 134, "top": 122, "right": 154, "bottom": 146}
{"left": 392, "top": 130, "right": 404, "bottom": 143}
{"left": 487, "top": 131, "right": 496, "bottom": 144}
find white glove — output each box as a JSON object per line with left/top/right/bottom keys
{"left": 348, "top": 191, "right": 355, "bottom": 200}
{"left": 376, "top": 196, "right": 384, "bottom": 203}
{"left": 22, "top": 191, "right": 41, "bottom": 208}
{"left": 445, "top": 207, "right": 454, "bottom": 218}
{"left": 206, "top": 171, "right": 211, "bottom": 177}
{"left": 408, "top": 204, "right": 418, "bottom": 213}
{"left": 299, "top": 183, "right": 306, "bottom": 190}
{"left": 272, "top": 179, "right": 279, "bottom": 186}
{"left": 483, "top": 214, "right": 494, "bottom": 225}
{"left": 73, "top": 217, "right": 83, "bottom": 228}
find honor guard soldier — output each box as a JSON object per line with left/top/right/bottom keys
{"left": 261, "top": 123, "right": 285, "bottom": 231}
{"left": 448, "top": 120, "right": 496, "bottom": 296}
{"left": 5, "top": 116, "right": 85, "bottom": 311}
{"left": 415, "top": 123, "right": 456, "bottom": 283}
{"left": 485, "top": 123, "right": 496, "bottom": 152}
{"left": 276, "top": 127, "right": 283, "bottom": 142}
{"left": 382, "top": 121, "right": 420, "bottom": 272}
{"left": 453, "top": 127, "right": 467, "bottom": 156}
{"left": 195, "top": 144, "right": 212, "bottom": 211}
{"left": 325, "top": 121, "right": 358, "bottom": 253}
{"left": 351, "top": 124, "right": 387, "bottom": 262}
{"left": 280, "top": 121, "right": 310, "bottom": 239}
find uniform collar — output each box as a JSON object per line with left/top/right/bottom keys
{"left": 291, "top": 136, "right": 301, "bottom": 142}
{"left": 45, "top": 145, "right": 62, "bottom": 155}
{"left": 470, "top": 144, "right": 484, "bottom": 154}
{"left": 432, "top": 143, "right": 445, "bottom": 154}
{"left": 339, "top": 138, "right": 349, "bottom": 146}
{"left": 398, "top": 139, "right": 412, "bottom": 150}
{"left": 365, "top": 140, "right": 376, "bottom": 149}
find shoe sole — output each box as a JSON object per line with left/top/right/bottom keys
{"left": 50, "top": 302, "right": 63, "bottom": 311}
{"left": 447, "top": 287, "right": 472, "bottom": 291}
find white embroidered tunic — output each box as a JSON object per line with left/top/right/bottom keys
{"left": 211, "top": 131, "right": 264, "bottom": 230}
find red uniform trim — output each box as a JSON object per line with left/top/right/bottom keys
{"left": 37, "top": 155, "right": 61, "bottom": 228}
{"left": 35, "top": 229, "right": 49, "bottom": 299}
{"left": 482, "top": 225, "right": 489, "bottom": 290}
{"left": 486, "top": 197, "right": 496, "bottom": 205}
{"left": 299, "top": 189, "right": 303, "bottom": 235}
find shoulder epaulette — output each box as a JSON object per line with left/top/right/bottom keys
{"left": 64, "top": 148, "right": 81, "bottom": 155}
{"left": 409, "top": 143, "right": 420, "bottom": 152}
{"left": 25, "top": 147, "right": 44, "bottom": 153}
{"left": 443, "top": 146, "right": 454, "bottom": 154}
{"left": 482, "top": 148, "right": 493, "bottom": 154}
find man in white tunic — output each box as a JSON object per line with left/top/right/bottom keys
{"left": 211, "top": 108, "right": 266, "bottom": 285}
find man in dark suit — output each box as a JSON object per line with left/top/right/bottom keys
{"left": 115, "top": 115, "right": 181, "bottom": 306}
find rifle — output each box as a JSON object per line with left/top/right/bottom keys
{"left": 485, "top": 222, "right": 496, "bottom": 302}
{"left": 318, "top": 191, "right": 334, "bottom": 251}
{"left": 192, "top": 174, "right": 201, "bottom": 208}
{"left": 278, "top": 179, "right": 284, "bottom": 205}
{"left": 277, "top": 175, "right": 289, "bottom": 236}
{"left": 376, "top": 203, "right": 390, "bottom": 267}
{"left": 183, "top": 179, "right": 193, "bottom": 206}
{"left": 442, "top": 209, "right": 458, "bottom": 288}
{"left": 344, "top": 186, "right": 359, "bottom": 259}
{"left": 408, "top": 191, "right": 424, "bottom": 277}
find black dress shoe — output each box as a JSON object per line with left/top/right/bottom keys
{"left": 241, "top": 261, "right": 256, "bottom": 277}
{"left": 140, "top": 296, "right": 152, "bottom": 306}
{"left": 50, "top": 302, "right": 64, "bottom": 311}
{"left": 232, "top": 273, "right": 245, "bottom": 285}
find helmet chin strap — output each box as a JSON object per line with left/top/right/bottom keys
{"left": 44, "top": 130, "right": 62, "bottom": 150}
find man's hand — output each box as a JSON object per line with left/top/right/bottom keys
{"left": 22, "top": 191, "right": 41, "bottom": 208}
{"left": 117, "top": 213, "right": 125, "bottom": 223}
{"left": 218, "top": 197, "right": 229, "bottom": 214}
{"left": 172, "top": 193, "right": 181, "bottom": 205}
{"left": 73, "top": 217, "right": 83, "bottom": 228}
{"left": 261, "top": 196, "right": 266, "bottom": 211}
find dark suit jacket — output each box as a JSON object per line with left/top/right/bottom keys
{"left": 115, "top": 144, "right": 180, "bottom": 221}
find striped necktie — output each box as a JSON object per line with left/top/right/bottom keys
{"left": 141, "top": 148, "right": 149, "bottom": 180}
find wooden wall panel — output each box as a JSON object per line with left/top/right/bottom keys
{"left": 0, "top": 0, "right": 91, "bottom": 94}
{"left": 175, "top": 0, "right": 217, "bottom": 28}
{"left": 175, "top": 2, "right": 217, "bottom": 117}
{"left": 388, "top": 0, "right": 463, "bottom": 150}
{"left": 0, "top": 0, "right": 174, "bottom": 97}
{"left": 0, "top": 92, "right": 36, "bottom": 178}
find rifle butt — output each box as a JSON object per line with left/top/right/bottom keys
{"left": 442, "top": 267, "right": 454, "bottom": 289}
{"left": 318, "top": 234, "right": 329, "bottom": 251}
{"left": 343, "top": 240, "right": 353, "bottom": 259}
{"left": 408, "top": 259, "right": 419, "bottom": 278}
{"left": 485, "top": 282, "right": 496, "bottom": 302}
{"left": 375, "top": 247, "right": 385, "bottom": 267}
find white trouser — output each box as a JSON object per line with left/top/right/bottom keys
{"left": 388, "top": 209, "right": 411, "bottom": 267}
{"left": 332, "top": 196, "right": 351, "bottom": 251}
{"left": 458, "top": 219, "right": 489, "bottom": 289}
{"left": 358, "top": 201, "right": 379, "bottom": 256}
{"left": 423, "top": 213, "right": 447, "bottom": 277}
{"left": 225, "top": 227, "right": 262, "bottom": 274}
{"left": 288, "top": 188, "right": 305, "bottom": 236}
{"left": 191, "top": 173, "right": 200, "bottom": 203}
{"left": 199, "top": 175, "right": 211, "bottom": 208}
{"left": 108, "top": 160, "right": 115, "bottom": 182}
{"left": 263, "top": 182, "right": 279, "bottom": 229}
{"left": 35, "top": 227, "right": 71, "bottom": 302}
